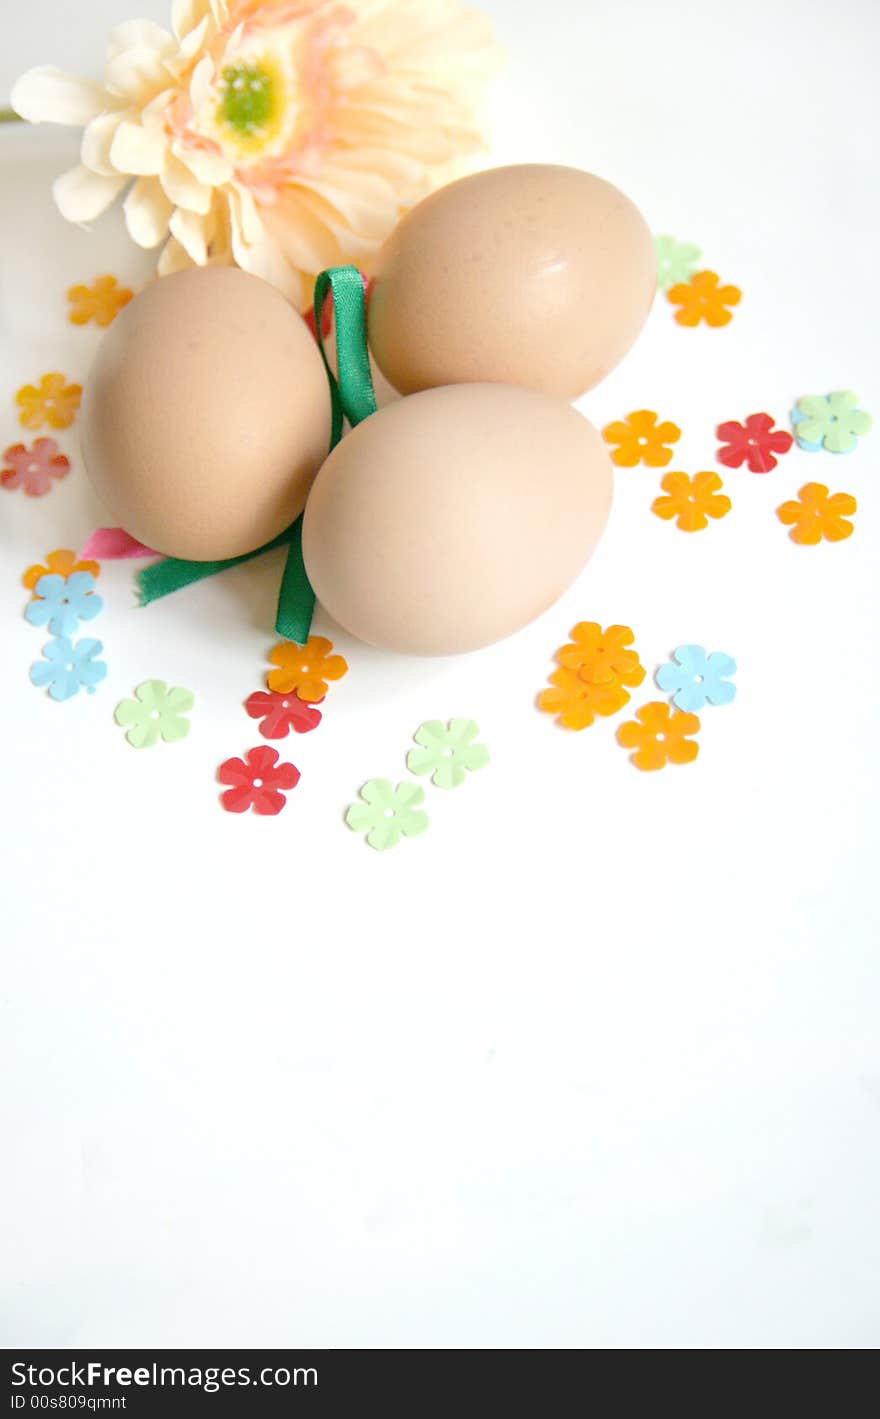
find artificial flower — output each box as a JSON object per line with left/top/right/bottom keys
{"left": 12, "top": 0, "right": 502, "bottom": 309}
{"left": 602, "top": 410, "right": 681, "bottom": 468}
{"left": 716, "top": 413, "right": 793, "bottom": 473}
{"left": 667, "top": 270, "right": 741, "bottom": 327}
{"left": 777, "top": 482, "right": 856, "bottom": 544}
{"left": 67, "top": 273, "right": 134, "bottom": 326}
{"left": 24, "top": 572, "right": 103, "bottom": 637}
{"left": 267, "top": 634, "right": 347, "bottom": 701}
{"left": 115, "top": 680, "right": 194, "bottom": 746}
{"left": 656, "top": 645, "right": 736, "bottom": 712}
{"left": 406, "top": 718, "right": 489, "bottom": 789}
{"left": 218, "top": 744, "right": 300, "bottom": 814}
{"left": 654, "top": 234, "right": 702, "bottom": 291}
{"left": 244, "top": 688, "right": 322, "bottom": 738}
{"left": 14, "top": 374, "right": 81, "bottom": 431}
{"left": 538, "top": 668, "right": 630, "bottom": 731}
{"left": 617, "top": 701, "right": 700, "bottom": 772}
{"left": 556, "top": 622, "right": 645, "bottom": 687}
{"left": 790, "top": 391, "right": 872, "bottom": 454}
{"left": 23, "top": 548, "right": 99, "bottom": 590}
{"left": 652, "top": 471, "right": 731, "bottom": 532}
{"left": 29, "top": 636, "right": 107, "bottom": 701}
{"left": 1, "top": 438, "right": 70, "bottom": 495}
{"left": 345, "top": 779, "right": 428, "bottom": 851}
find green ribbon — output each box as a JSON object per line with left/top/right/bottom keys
{"left": 136, "top": 264, "right": 376, "bottom": 643}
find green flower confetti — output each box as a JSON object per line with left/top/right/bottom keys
{"left": 791, "top": 391, "right": 872, "bottom": 454}
{"left": 345, "top": 780, "right": 428, "bottom": 852}
{"left": 115, "top": 680, "right": 194, "bottom": 748}
{"left": 406, "top": 718, "right": 489, "bottom": 789}
{"left": 654, "top": 234, "right": 702, "bottom": 291}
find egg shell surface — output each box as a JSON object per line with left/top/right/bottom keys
{"left": 80, "top": 266, "right": 332, "bottom": 561}
{"left": 302, "top": 382, "right": 613, "bottom": 656}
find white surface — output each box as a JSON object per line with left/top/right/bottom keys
{"left": 1, "top": 0, "right": 879, "bottom": 1351}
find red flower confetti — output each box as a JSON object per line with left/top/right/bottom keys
{"left": 244, "top": 689, "right": 322, "bottom": 739}
{"left": 716, "top": 413, "right": 793, "bottom": 473}
{"left": 218, "top": 746, "right": 300, "bottom": 815}
{"left": 1, "top": 438, "right": 70, "bottom": 496}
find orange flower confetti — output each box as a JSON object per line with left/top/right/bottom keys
{"left": 602, "top": 410, "right": 681, "bottom": 468}
{"left": 267, "top": 635, "right": 348, "bottom": 703}
{"left": 667, "top": 270, "right": 741, "bottom": 327}
{"left": 67, "top": 274, "right": 133, "bottom": 328}
{"left": 23, "top": 547, "right": 99, "bottom": 593}
{"left": 777, "top": 482, "right": 857, "bottom": 544}
{"left": 652, "top": 471, "right": 732, "bottom": 531}
{"left": 538, "top": 669, "right": 630, "bottom": 731}
{"left": 557, "top": 623, "right": 646, "bottom": 687}
{"left": 15, "top": 373, "right": 82, "bottom": 431}
{"left": 617, "top": 702, "right": 700, "bottom": 771}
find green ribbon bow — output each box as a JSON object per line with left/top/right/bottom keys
{"left": 137, "top": 264, "right": 377, "bottom": 644}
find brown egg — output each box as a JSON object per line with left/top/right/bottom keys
{"left": 368, "top": 164, "right": 655, "bottom": 401}
{"left": 302, "top": 383, "right": 613, "bottom": 656}
{"left": 80, "top": 266, "right": 332, "bottom": 560}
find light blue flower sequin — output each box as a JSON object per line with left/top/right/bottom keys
{"left": 25, "top": 571, "right": 103, "bottom": 636}
{"left": 656, "top": 645, "right": 736, "bottom": 712}
{"left": 30, "top": 636, "right": 107, "bottom": 701}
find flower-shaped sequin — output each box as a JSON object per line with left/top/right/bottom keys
{"left": 654, "top": 235, "right": 702, "bottom": 291}
{"left": 345, "top": 780, "right": 429, "bottom": 851}
{"left": 23, "top": 548, "right": 98, "bottom": 590}
{"left": 15, "top": 374, "right": 82, "bottom": 431}
{"left": 244, "top": 689, "right": 322, "bottom": 739}
{"left": 406, "top": 719, "right": 489, "bottom": 789}
{"left": 115, "top": 681, "right": 194, "bottom": 748}
{"left": 267, "top": 635, "right": 348, "bottom": 702}
{"left": 556, "top": 623, "right": 645, "bottom": 687}
{"left": 777, "top": 482, "right": 856, "bottom": 544}
{"left": 538, "top": 669, "right": 631, "bottom": 731}
{"left": 716, "top": 413, "right": 793, "bottom": 473}
{"left": 67, "top": 275, "right": 133, "bottom": 327}
{"left": 1, "top": 438, "right": 70, "bottom": 496}
{"left": 652, "top": 471, "right": 731, "bottom": 531}
{"left": 24, "top": 572, "right": 102, "bottom": 636}
{"left": 667, "top": 271, "right": 741, "bottom": 327}
{"left": 790, "top": 391, "right": 872, "bottom": 454}
{"left": 602, "top": 410, "right": 681, "bottom": 468}
{"left": 656, "top": 646, "right": 736, "bottom": 711}
{"left": 30, "top": 636, "right": 106, "bottom": 701}
{"left": 218, "top": 746, "right": 300, "bottom": 815}
{"left": 617, "top": 702, "right": 700, "bottom": 771}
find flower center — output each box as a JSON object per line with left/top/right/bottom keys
{"left": 253, "top": 777, "right": 263, "bottom": 788}
{"left": 217, "top": 58, "right": 288, "bottom": 153}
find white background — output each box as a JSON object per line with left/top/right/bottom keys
{"left": 1, "top": 0, "right": 878, "bottom": 1349}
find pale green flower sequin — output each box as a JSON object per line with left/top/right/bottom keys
{"left": 406, "top": 719, "right": 489, "bottom": 789}
{"left": 115, "top": 680, "right": 194, "bottom": 748}
{"left": 345, "top": 780, "right": 429, "bottom": 852}
{"left": 654, "top": 235, "right": 702, "bottom": 291}
{"left": 791, "top": 391, "right": 872, "bottom": 454}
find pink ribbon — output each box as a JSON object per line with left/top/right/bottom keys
{"left": 80, "top": 528, "right": 158, "bottom": 560}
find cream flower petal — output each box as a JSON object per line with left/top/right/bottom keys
{"left": 160, "top": 156, "right": 212, "bottom": 214}
{"left": 175, "top": 17, "right": 211, "bottom": 66}
{"left": 189, "top": 54, "right": 215, "bottom": 109}
{"left": 81, "top": 109, "right": 130, "bottom": 176}
{"left": 227, "top": 190, "right": 303, "bottom": 304}
{"left": 229, "top": 182, "right": 262, "bottom": 244}
{"left": 169, "top": 205, "right": 208, "bottom": 263}
{"left": 124, "top": 176, "right": 174, "bottom": 247}
{"left": 110, "top": 119, "right": 168, "bottom": 176}
{"left": 53, "top": 164, "right": 127, "bottom": 222}
{"left": 106, "top": 20, "right": 176, "bottom": 61}
{"left": 11, "top": 67, "right": 111, "bottom": 125}
{"left": 172, "top": 0, "right": 211, "bottom": 40}
{"left": 157, "top": 234, "right": 195, "bottom": 277}
{"left": 172, "top": 139, "right": 233, "bottom": 187}
{"left": 105, "top": 49, "right": 173, "bottom": 104}
{"left": 261, "top": 196, "right": 343, "bottom": 276}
